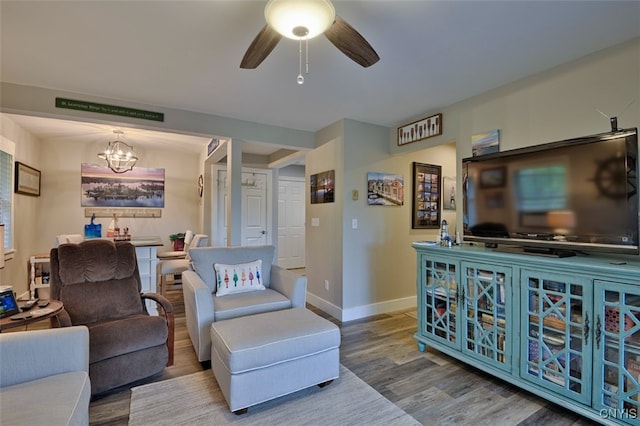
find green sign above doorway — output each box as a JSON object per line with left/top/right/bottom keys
{"left": 55, "top": 98, "right": 164, "bottom": 122}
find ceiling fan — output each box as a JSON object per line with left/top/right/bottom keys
{"left": 240, "top": 0, "right": 379, "bottom": 70}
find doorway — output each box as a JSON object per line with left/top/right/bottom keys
{"left": 278, "top": 177, "right": 306, "bottom": 269}
{"left": 216, "top": 169, "right": 271, "bottom": 247}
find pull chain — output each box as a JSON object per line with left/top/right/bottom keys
{"left": 297, "top": 38, "right": 304, "bottom": 85}
{"left": 296, "top": 36, "right": 309, "bottom": 85}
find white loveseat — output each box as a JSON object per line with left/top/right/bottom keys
{"left": 0, "top": 326, "right": 91, "bottom": 426}
{"left": 182, "top": 245, "right": 307, "bottom": 362}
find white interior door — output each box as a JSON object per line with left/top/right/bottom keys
{"left": 277, "top": 178, "right": 305, "bottom": 269}
{"left": 242, "top": 173, "right": 267, "bottom": 246}
{"left": 217, "top": 170, "right": 268, "bottom": 247}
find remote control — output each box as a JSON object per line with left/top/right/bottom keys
{"left": 20, "top": 299, "right": 39, "bottom": 311}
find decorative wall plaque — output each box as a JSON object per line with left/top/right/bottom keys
{"left": 397, "top": 113, "right": 442, "bottom": 146}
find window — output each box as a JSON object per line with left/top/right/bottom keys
{"left": 0, "top": 135, "right": 15, "bottom": 254}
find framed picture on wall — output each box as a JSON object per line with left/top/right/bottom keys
{"left": 367, "top": 172, "right": 404, "bottom": 206}
{"left": 412, "top": 162, "right": 442, "bottom": 229}
{"left": 14, "top": 161, "right": 41, "bottom": 196}
{"left": 310, "top": 170, "right": 335, "bottom": 204}
{"left": 81, "top": 163, "right": 165, "bottom": 207}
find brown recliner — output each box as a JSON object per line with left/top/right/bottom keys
{"left": 50, "top": 239, "right": 174, "bottom": 396}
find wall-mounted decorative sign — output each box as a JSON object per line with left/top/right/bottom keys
{"left": 56, "top": 98, "right": 164, "bottom": 122}
{"left": 412, "top": 162, "right": 442, "bottom": 229}
{"left": 397, "top": 113, "right": 442, "bottom": 146}
{"left": 367, "top": 172, "right": 404, "bottom": 206}
{"left": 310, "top": 170, "right": 334, "bottom": 204}
{"left": 14, "top": 161, "right": 41, "bottom": 196}
{"left": 472, "top": 129, "right": 500, "bottom": 156}
{"left": 84, "top": 208, "right": 162, "bottom": 218}
{"left": 81, "top": 163, "right": 165, "bottom": 207}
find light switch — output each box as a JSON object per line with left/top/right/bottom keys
{"left": 311, "top": 217, "right": 320, "bottom": 227}
{"left": 352, "top": 219, "right": 358, "bottom": 229}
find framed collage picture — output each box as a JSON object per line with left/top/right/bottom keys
{"left": 412, "top": 162, "right": 442, "bottom": 229}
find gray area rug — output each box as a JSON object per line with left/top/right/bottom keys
{"left": 129, "top": 364, "right": 419, "bottom": 425}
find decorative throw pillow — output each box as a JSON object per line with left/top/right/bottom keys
{"left": 214, "top": 259, "right": 265, "bottom": 297}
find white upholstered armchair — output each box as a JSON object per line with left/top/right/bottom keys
{"left": 182, "top": 245, "right": 307, "bottom": 362}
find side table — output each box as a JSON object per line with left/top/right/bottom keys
{"left": 0, "top": 300, "right": 64, "bottom": 332}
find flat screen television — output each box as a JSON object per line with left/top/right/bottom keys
{"left": 462, "top": 128, "right": 639, "bottom": 256}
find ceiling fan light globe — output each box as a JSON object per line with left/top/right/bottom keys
{"left": 265, "top": 0, "right": 335, "bottom": 40}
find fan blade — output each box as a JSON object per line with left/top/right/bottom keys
{"left": 240, "top": 25, "right": 282, "bottom": 69}
{"left": 324, "top": 15, "right": 379, "bottom": 68}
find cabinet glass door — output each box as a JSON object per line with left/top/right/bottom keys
{"left": 521, "top": 270, "right": 591, "bottom": 404}
{"left": 422, "top": 257, "right": 459, "bottom": 349}
{"left": 594, "top": 280, "right": 640, "bottom": 420}
{"left": 462, "top": 263, "right": 511, "bottom": 371}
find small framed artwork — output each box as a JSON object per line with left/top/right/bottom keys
{"left": 412, "top": 162, "right": 442, "bottom": 229}
{"left": 367, "top": 172, "right": 404, "bottom": 206}
{"left": 479, "top": 167, "right": 506, "bottom": 188}
{"left": 472, "top": 129, "right": 500, "bottom": 156}
{"left": 14, "top": 161, "right": 41, "bottom": 196}
{"left": 443, "top": 175, "right": 456, "bottom": 211}
{"left": 310, "top": 170, "right": 335, "bottom": 204}
{"left": 398, "top": 113, "right": 442, "bottom": 146}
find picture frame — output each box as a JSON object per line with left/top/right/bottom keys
{"left": 397, "top": 113, "right": 442, "bottom": 146}
{"left": 81, "top": 163, "right": 165, "bottom": 207}
{"left": 472, "top": 129, "right": 500, "bottom": 156}
{"left": 310, "top": 170, "right": 335, "bottom": 204}
{"left": 412, "top": 162, "right": 442, "bottom": 229}
{"left": 367, "top": 172, "right": 404, "bottom": 206}
{"left": 14, "top": 161, "right": 41, "bottom": 196}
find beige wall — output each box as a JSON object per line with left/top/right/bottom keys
{"left": 305, "top": 38, "right": 640, "bottom": 321}
{"left": 305, "top": 123, "right": 344, "bottom": 317}
{"left": 306, "top": 118, "right": 457, "bottom": 321}
{"left": 0, "top": 115, "right": 41, "bottom": 296}
{"left": 1, "top": 115, "right": 202, "bottom": 297}
{"left": 2, "top": 39, "right": 637, "bottom": 318}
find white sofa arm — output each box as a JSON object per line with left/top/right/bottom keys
{"left": 182, "top": 270, "right": 216, "bottom": 362}
{"left": 270, "top": 265, "right": 307, "bottom": 308}
{"left": 0, "top": 326, "right": 89, "bottom": 388}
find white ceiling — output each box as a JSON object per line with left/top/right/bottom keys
{"left": 1, "top": 1, "right": 639, "bottom": 156}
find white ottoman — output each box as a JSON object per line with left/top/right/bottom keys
{"left": 210, "top": 307, "right": 341, "bottom": 413}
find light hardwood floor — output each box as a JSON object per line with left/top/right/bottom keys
{"left": 24, "top": 287, "right": 598, "bottom": 425}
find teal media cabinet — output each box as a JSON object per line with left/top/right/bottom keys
{"left": 413, "top": 243, "right": 640, "bottom": 425}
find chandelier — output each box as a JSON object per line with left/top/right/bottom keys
{"left": 97, "top": 130, "right": 138, "bottom": 173}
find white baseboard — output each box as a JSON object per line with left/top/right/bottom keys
{"left": 306, "top": 292, "right": 342, "bottom": 320}
{"left": 306, "top": 292, "right": 416, "bottom": 322}
{"left": 341, "top": 296, "right": 416, "bottom": 322}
